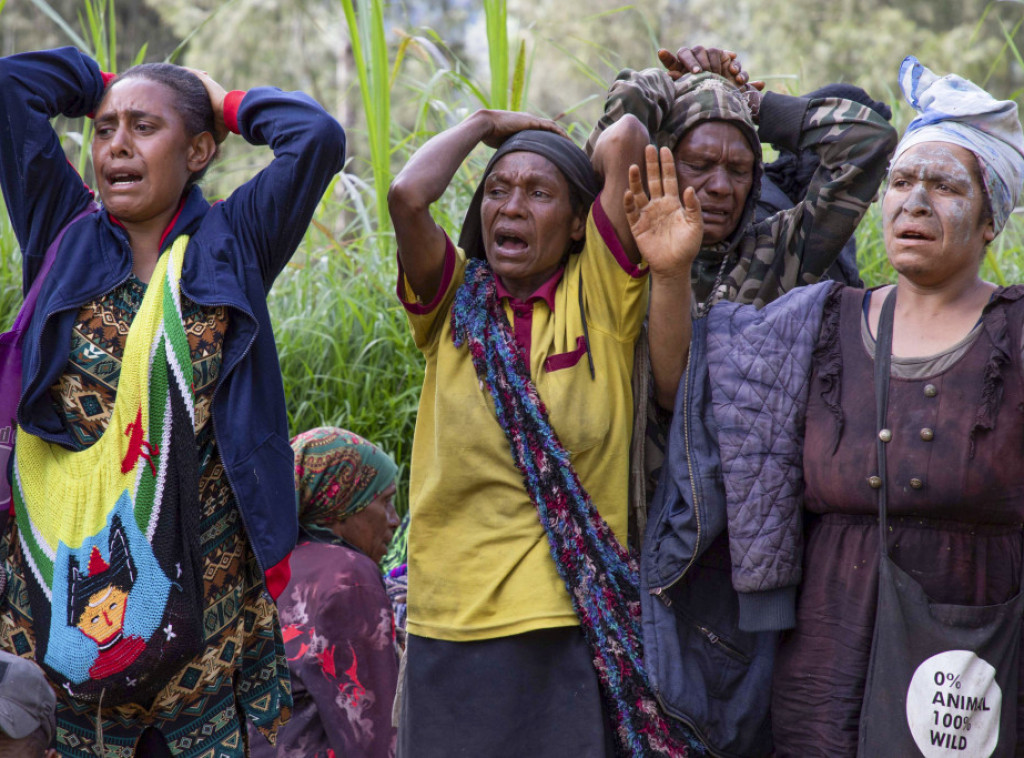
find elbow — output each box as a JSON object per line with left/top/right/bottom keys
{"left": 654, "top": 377, "right": 681, "bottom": 412}
{"left": 599, "top": 114, "right": 650, "bottom": 155}
{"left": 654, "top": 389, "right": 676, "bottom": 412}
{"left": 312, "top": 116, "right": 347, "bottom": 174}
{"left": 387, "top": 174, "right": 430, "bottom": 222}
{"left": 880, "top": 120, "right": 899, "bottom": 156}
{"left": 593, "top": 114, "right": 651, "bottom": 174}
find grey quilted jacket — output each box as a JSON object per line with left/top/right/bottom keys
{"left": 704, "top": 281, "right": 840, "bottom": 631}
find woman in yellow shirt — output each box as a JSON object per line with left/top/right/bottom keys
{"left": 387, "top": 106, "right": 701, "bottom": 756}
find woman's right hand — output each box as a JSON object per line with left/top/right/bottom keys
{"left": 472, "top": 109, "right": 568, "bottom": 148}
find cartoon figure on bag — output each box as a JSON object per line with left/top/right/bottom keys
{"left": 67, "top": 515, "right": 146, "bottom": 679}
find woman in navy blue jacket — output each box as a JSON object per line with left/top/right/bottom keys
{"left": 0, "top": 47, "right": 344, "bottom": 757}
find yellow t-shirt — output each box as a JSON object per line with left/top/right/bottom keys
{"left": 400, "top": 201, "right": 649, "bottom": 641}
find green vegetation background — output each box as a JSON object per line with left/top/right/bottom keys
{"left": 2, "top": 0, "right": 1024, "bottom": 512}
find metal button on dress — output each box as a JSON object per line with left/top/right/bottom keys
{"left": 924, "top": 384, "right": 938, "bottom": 397}
{"left": 868, "top": 476, "right": 882, "bottom": 489}
{"left": 909, "top": 478, "right": 924, "bottom": 490}
{"left": 920, "top": 428, "right": 934, "bottom": 441}
{"left": 878, "top": 428, "right": 893, "bottom": 442}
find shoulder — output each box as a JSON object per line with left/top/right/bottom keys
{"left": 580, "top": 199, "right": 647, "bottom": 280}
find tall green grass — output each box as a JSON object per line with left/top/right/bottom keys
{"left": 269, "top": 179, "right": 424, "bottom": 509}
{"left": 7, "top": 0, "right": 1024, "bottom": 514}
{"left": 339, "top": 0, "right": 393, "bottom": 245}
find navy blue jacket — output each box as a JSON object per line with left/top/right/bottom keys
{"left": 642, "top": 283, "right": 837, "bottom": 756}
{"left": 642, "top": 314, "right": 777, "bottom": 758}
{"left": 0, "top": 47, "right": 346, "bottom": 596}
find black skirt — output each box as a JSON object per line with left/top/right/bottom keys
{"left": 398, "top": 626, "right": 616, "bottom": 758}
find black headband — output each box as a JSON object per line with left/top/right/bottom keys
{"left": 458, "top": 129, "right": 600, "bottom": 260}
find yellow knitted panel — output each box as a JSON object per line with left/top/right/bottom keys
{"left": 16, "top": 236, "right": 188, "bottom": 553}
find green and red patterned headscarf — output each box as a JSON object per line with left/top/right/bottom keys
{"left": 290, "top": 427, "right": 398, "bottom": 544}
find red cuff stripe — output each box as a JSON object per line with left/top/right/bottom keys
{"left": 397, "top": 234, "right": 457, "bottom": 315}
{"left": 264, "top": 553, "right": 292, "bottom": 600}
{"left": 223, "top": 90, "right": 246, "bottom": 134}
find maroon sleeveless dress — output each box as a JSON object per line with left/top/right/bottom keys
{"left": 771, "top": 286, "right": 1024, "bottom": 757}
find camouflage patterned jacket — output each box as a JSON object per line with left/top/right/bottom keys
{"left": 585, "top": 68, "right": 898, "bottom": 539}
{"left": 587, "top": 67, "right": 898, "bottom": 310}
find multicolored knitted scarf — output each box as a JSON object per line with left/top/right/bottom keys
{"left": 450, "top": 258, "right": 701, "bottom": 757}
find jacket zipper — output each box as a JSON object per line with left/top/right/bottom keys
{"left": 646, "top": 339, "right": 748, "bottom": 758}
{"left": 650, "top": 345, "right": 702, "bottom": 601}
{"left": 695, "top": 624, "right": 750, "bottom": 664}
{"left": 653, "top": 689, "right": 741, "bottom": 758}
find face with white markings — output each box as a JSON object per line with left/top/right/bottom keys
{"left": 883, "top": 142, "right": 995, "bottom": 286}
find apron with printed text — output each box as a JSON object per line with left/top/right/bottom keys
{"left": 857, "top": 290, "right": 1024, "bottom": 758}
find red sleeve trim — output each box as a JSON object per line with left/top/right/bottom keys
{"left": 265, "top": 553, "right": 293, "bottom": 601}
{"left": 223, "top": 90, "right": 246, "bottom": 135}
{"left": 593, "top": 192, "right": 647, "bottom": 279}
{"left": 396, "top": 234, "right": 457, "bottom": 315}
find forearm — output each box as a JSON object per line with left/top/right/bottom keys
{"left": 389, "top": 110, "right": 496, "bottom": 302}
{"left": 648, "top": 270, "right": 693, "bottom": 409}
{"left": 591, "top": 115, "right": 651, "bottom": 263}
{"left": 759, "top": 92, "right": 898, "bottom": 280}
{"left": 224, "top": 87, "right": 346, "bottom": 287}
{"left": 0, "top": 48, "right": 103, "bottom": 264}
{"left": 393, "top": 111, "right": 496, "bottom": 208}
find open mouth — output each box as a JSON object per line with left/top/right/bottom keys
{"left": 107, "top": 172, "right": 142, "bottom": 187}
{"left": 495, "top": 232, "right": 529, "bottom": 252}
{"left": 702, "top": 209, "right": 731, "bottom": 221}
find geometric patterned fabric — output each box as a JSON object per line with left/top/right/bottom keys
{"left": 0, "top": 272, "right": 290, "bottom": 755}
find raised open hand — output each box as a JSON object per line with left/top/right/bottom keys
{"left": 624, "top": 144, "right": 703, "bottom": 279}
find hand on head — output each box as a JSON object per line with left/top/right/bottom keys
{"left": 182, "top": 67, "right": 229, "bottom": 143}
{"left": 476, "top": 109, "right": 568, "bottom": 149}
{"left": 624, "top": 144, "right": 703, "bottom": 279}
{"left": 658, "top": 45, "right": 765, "bottom": 92}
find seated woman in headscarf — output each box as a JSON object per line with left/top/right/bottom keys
{"left": 387, "top": 107, "right": 702, "bottom": 756}
{"left": 633, "top": 56, "right": 1024, "bottom": 757}
{"left": 250, "top": 427, "right": 401, "bottom": 758}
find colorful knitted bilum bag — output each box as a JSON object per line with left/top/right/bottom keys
{"left": 13, "top": 235, "right": 204, "bottom": 706}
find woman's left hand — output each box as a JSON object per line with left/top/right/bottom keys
{"left": 184, "top": 68, "right": 229, "bottom": 143}
{"left": 624, "top": 144, "right": 703, "bottom": 279}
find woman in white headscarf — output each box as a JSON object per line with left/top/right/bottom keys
{"left": 629, "top": 56, "right": 1024, "bottom": 757}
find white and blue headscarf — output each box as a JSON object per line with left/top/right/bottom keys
{"left": 894, "top": 55, "right": 1024, "bottom": 234}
